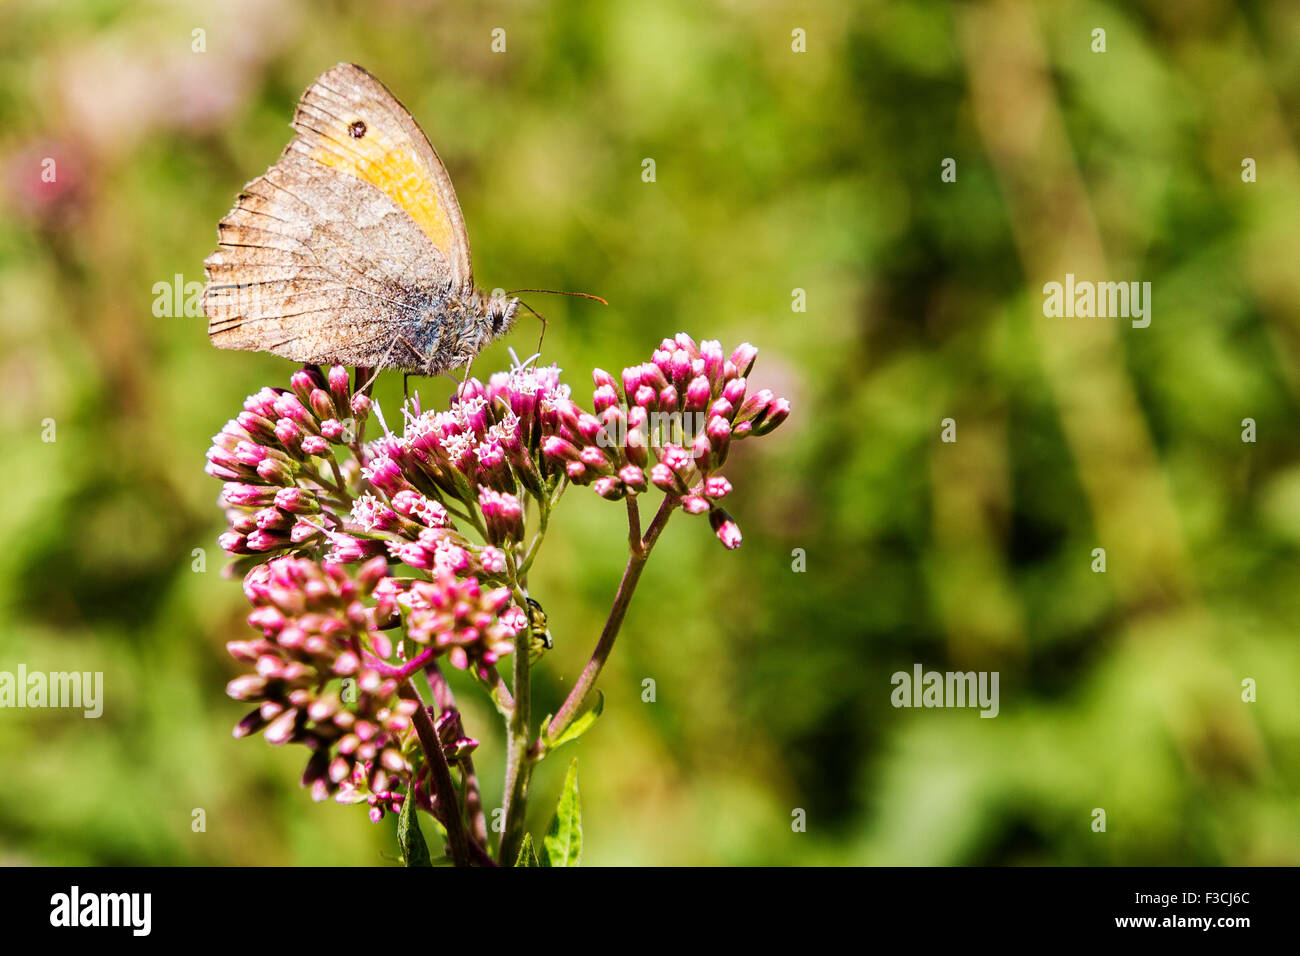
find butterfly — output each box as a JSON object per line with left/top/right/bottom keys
{"left": 203, "top": 63, "right": 520, "bottom": 377}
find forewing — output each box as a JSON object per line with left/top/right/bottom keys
{"left": 290, "top": 62, "right": 472, "bottom": 284}
{"left": 204, "top": 63, "right": 471, "bottom": 369}
{"left": 204, "top": 149, "right": 443, "bottom": 368}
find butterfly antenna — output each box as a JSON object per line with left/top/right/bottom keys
{"left": 507, "top": 289, "right": 609, "bottom": 306}
{"left": 506, "top": 289, "right": 606, "bottom": 355}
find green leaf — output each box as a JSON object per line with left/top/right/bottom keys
{"left": 397, "top": 793, "right": 432, "bottom": 867}
{"left": 514, "top": 832, "right": 542, "bottom": 867}
{"left": 543, "top": 758, "right": 583, "bottom": 867}
{"left": 544, "top": 691, "right": 604, "bottom": 752}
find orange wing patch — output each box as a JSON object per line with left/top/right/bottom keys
{"left": 303, "top": 117, "right": 456, "bottom": 256}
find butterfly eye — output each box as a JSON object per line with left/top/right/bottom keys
{"left": 488, "top": 298, "right": 513, "bottom": 335}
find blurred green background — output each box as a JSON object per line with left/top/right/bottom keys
{"left": 3, "top": 0, "right": 1299, "bottom": 865}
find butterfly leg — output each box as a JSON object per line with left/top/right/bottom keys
{"left": 440, "top": 357, "right": 475, "bottom": 397}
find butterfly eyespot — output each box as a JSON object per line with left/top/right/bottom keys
{"left": 348, "top": 120, "right": 367, "bottom": 139}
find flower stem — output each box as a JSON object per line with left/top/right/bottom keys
{"left": 426, "top": 663, "right": 489, "bottom": 849}
{"left": 359, "top": 644, "right": 436, "bottom": 680}
{"left": 518, "top": 474, "right": 560, "bottom": 578}
{"left": 400, "top": 678, "right": 473, "bottom": 867}
{"left": 626, "top": 494, "right": 643, "bottom": 556}
{"left": 498, "top": 559, "right": 534, "bottom": 865}
{"left": 474, "top": 666, "right": 515, "bottom": 719}
{"left": 546, "top": 495, "right": 674, "bottom": 742}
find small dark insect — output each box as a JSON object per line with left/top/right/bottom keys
{"left": 348, "top": 119, "right": 367, "bottom": 138}
{"left": 526, "top": 597, "right": 553, "bottom": 661}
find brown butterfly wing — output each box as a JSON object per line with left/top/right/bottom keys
{"left": 204, "top": 63, "right": 473, "bottom": 369}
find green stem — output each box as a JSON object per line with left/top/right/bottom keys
{"left": 518, "top": 474, "right": 562, "bottom": 577}
{"left": 498, "top": 555, "right": 534, "bottom": 864}
{"left": 546, "top": 495, "right": 673, "bottom": 742}
{"left": 474, "top": 666, "right": 515, "bottom": 719}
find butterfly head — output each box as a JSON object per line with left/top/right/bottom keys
{"left": 483, "top": 289, "right": 520, "bottom": 339}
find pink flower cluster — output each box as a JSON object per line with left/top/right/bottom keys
{"left": 207, "top": 364, "right": 380, "bottom": 561}
{"left": 207, "top": 337, "right": 790, "bottom": 826}
{"left": 228, "top": 556, "right": 416, "bottom": 807}
{"left": 540, "top": 334, "right": 789, "bottom": 548}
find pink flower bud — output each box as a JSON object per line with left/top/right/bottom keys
{"left": 328, "top": 362, "right": 351, "bottom": 403}
{"left": 233, "top": 440, "right": 268, "bottom": 467}
{"left": 620, "top": 465, "right": 647, "bottom": 493}
{"left": 704, "top": 476, "right": 732, "bottom": 499}
{"left": 243, "top": 387, "right": 281, "bottom": 420}
{"left": 592, "top": 367, "right": 619, "bottom": 391}
{"left": 361, "top": 455, "right": 403, "bottom": 495}
{"left": 205, "top": 460, "right": 243, "bottom": 482}
{"left": 649, "top": 462, "right": 677, "bottom": 492}
{"left": 736, "top": 388, "right": 774, "bottom": 424}
{"left": 273, "top": 418, "right": 302, "bottom": 448}
{"left": 273, "top": 394, "right": 316, "bottom": 430}
{"left": 669, "top": 348, "right": 694, "bottom": 390}
{"left": 681, "top": 494, "right": 709, "bottom": 514}
{"left": 641, "top": 362, "right": 668, "bottom": 393}
{"left": 542, "top": 435, "right": 581, "bottom": 463}
{"left": 634, "top": 384, "right": 657, "bottom": 410}
{"left": 255, "top": 506, "right": 293, "bottom": 531}
{"left": 751, "top": 397, "right": 791, "bottom": 436}
{"left": 227, "top": 674, "right": 268, "bottom": 701}
{"left": 662, "top": 445, "right": 693, "bottom": 475}
{"left": 593, "top": 476, "right": 624, "bottom": 499}
{"left": 700, "top": 340, "right": 725, "bottom": 390}
{"left": 580, "top": 446, "right": 613, "bottom": 472}
{"left": 730, "top": 342, "right": 758, "bottom": 378}
{"left": 684, "top": 375, "right": 712, "bottom": 414}
{"left": 247, "top": 529, "right": 290, "bottom": 551}
{"left": 709, "top": 508, "right": 742, "bottom": 549}
{"left": 256, "top": 457, "right": 294, "bottom": 485}
{"left": 480, "top": 547, "right": 507, "bottom": 575}
{"left": 622, "top": 365, "right": 645, "bottom": 399}
{"left": 659, "top": 384, "right": 679, "bottom": 413}
{"left": 593, "top": 383, "right": 621, "bottom": 414}
{"left": 237, "top": 410, "right": 279, "bottom": 444}
{"left": 300, "top": 435, "right": 329, "bottom": 456}
{"left": 223, "top": 482, "right": 275, "bottom": 507}
{"left": 264, "top": 709, "right": 299, "bottom": 745}
{"left": 291, "top": 368, "right": 322, "bottom": 405}
{"left": 290, "top": 520, "right": 322, "bottom": 544}
{"left": 274, "top": 486, "right": 317, "bottom": 514}
{"left": 357, "top": 556, "right": 389, "bottom": 593}
{"left": 578, "top": 412, "right": 606, "bottom": 446}
{"left": 691, "top": 429, "right": 712, "bottom": 471}
{"left": 722, "top": 377, "right": 747, "bottom": 410}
